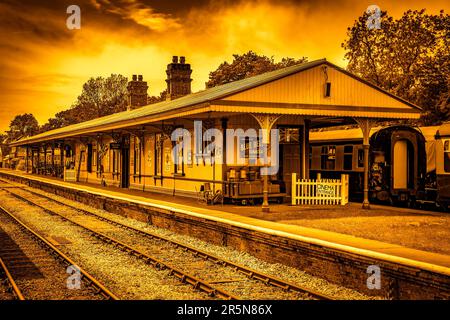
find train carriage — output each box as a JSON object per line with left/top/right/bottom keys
{"left": 432, "top": 123, "right": 450, "bottom": 209}
{"left": 310, "top": 125, "right": 427, "bottom": 206}
{"left": 369, "top": 126, "right": 426, "bottom": 204}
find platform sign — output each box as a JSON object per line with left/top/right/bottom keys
{"left": 317, "top": 183, "right": 335, "bottom": 197}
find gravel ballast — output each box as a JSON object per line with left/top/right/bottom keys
{"left": 0, "top": 182, "right": 382, "bottom": 300}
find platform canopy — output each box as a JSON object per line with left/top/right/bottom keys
{"left": 10, "top": 58, "right": 422, "bottom": 147}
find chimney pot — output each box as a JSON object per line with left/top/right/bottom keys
{"left": 166, "top": 56, "right": 192, "bottom": 101}
{"left": 127, "top": 74, "right": 148, "bottom": 111}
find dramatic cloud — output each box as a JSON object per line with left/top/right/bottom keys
{"left": 0, "top": 0, "right": 448, "bottom": 132}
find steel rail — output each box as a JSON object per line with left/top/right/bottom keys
{"left": 0, "top": 257, "right": 25, "bottom": 300}
{"left": 1, "top": 182, "right": 333, "bottom": 300}
{"left": 0, "top": 203, "right": 119, "bottom": 300}
{"left": 0, "top": 188, "right": 238, "bottom": 300}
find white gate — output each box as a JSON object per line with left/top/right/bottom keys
{"left": 64, "top": 169, "right": 77, "bottom": 182}
{"left": 291, "top": 173, "right": 349, "bottom": 205}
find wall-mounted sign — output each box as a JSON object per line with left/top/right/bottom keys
{"left": 164, "top": 147, "right": 171, "bottom": 172}
{"left": 317, "top": 184, "right": 335, "bottom": 197}
{"left": 110, "top": 142, "right": 122, "bottom": 150}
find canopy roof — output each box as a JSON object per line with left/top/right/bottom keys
{"left": 310, "top": 127, "right": 382, "bottom": 143}
{"left": 11, "top": 59, "right": 421, "bottom": 147}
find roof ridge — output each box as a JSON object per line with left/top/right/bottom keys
{"left": 12, "top": 59, "right": 325, "bottom": 145}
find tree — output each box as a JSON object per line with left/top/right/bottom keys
{"left": 147, "top": 89, "right": 167, "bottom": 104}
{"left": 74, "top": 74, "right": 128, "bottom": 120}
{"left": 206, "top": 51, "right": 308, "bottom": 88}
{"left": 6, "top": 113, "right": 39, "bottom": 142}
{"left": 40, "top": 74, "right": 128, "bottom": 132}
{"left": 0, "top": 133, "right": 7, "bottom": 158}
{"left": 342, "top": 9, "right": 450, "bottom": 124}
{"left": 39, "top": 108, "right": 81, "bottom": 133}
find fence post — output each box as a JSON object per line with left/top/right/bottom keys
{"left": 291, "top": 172, "right": 297, "bottom": 205}
{"left": 341, "top": 174, "right": 349, "bottom": 205}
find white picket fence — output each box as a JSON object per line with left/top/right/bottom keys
{"left": 64, "top": 169, "right": 77, "bottom": 182}
{"left": 291, "top": 173, "right": 349, "bottom": 206}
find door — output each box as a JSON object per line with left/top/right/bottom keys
{"left": 393, "top": 140, "right": 408, "bottom": 189}
{"left": 283, "top": 144, "right": 301, "bottom": 195}
{"left": 121, "top": 147, "right": 130, "bottom": 188}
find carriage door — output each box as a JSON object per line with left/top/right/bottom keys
{"left": 393, "top": 140, "right": 408, "bottom": 189}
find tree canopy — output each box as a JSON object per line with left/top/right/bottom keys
{"left": 147, "top": 89, "right": 167, "bottom": 104}
{"left": 39, "top": 74, "right": 128, "bottom": 132}
{"left": 342, "top": 9, "right": 449, "bottom": 124}
{"left": 205, "top": 51, "right": 308, "bottom": 88}
{"left": 6, "top": 113, "right": 39, "bottom": 142}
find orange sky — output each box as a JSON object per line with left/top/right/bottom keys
{"left": 0, "top": 0, "right": 448, "bottom": 133}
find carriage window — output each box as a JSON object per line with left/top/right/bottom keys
{"left": 321, "top": 145, "right": 336, "bottom": 170}
{"left": 444, "top": 140, "right": 450, "bottom": 173}
{"left": 343, "top": 145, "right": 353, "bottom": 170}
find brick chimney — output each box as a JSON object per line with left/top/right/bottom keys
{"left": 127, "top": 74, "right": 148, "bottom": 110}
{"left": 165, "top": 56, "right": 192, "bottom": 100}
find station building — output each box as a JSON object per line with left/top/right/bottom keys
{"left": 9, "top": 57, "right": 422, "bottom": 209}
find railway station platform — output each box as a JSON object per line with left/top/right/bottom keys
{"left": 0, "top": 169, "right": 449, "bottom": 299}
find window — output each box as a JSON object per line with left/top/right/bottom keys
{"left": 112, "top": 149, "right": 119, "bottom": 174}
{"left": 309, "top": 145, "right": 313, "bottom": 169}
{"left": 321, "top": 145, "right": 336, "bottom": 170}
{"left": 239, "top": 136, "right": 259, "bottom": 165}
{"left": 343, "top": 145, "right": 353, "bottom": 170}
{"left": 357, "top": 148, "right": 365, "bottom": 168}
{"left": 93, "top": 150, "right": 97, "bottom": 168}
{"left": 87, "top": 144, "right": 93, "bottom": 173}
{"left": 133, "top": 137, "right": 141, "bottom": 176}
{"left": 155, "top": 133, "right": 163, "bottom": 176}
{"left": 444, "top": 140, "right": 450, "bottom": 173}
{"left": 174, "top": 135, "right": 184, "bottom": 174}
{"left": 279, "top": 128, "right": 300, "bottom": 144}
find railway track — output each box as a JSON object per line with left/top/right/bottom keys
{"left": 0, "top": 180, "right": 333, "bottom": 300}
{"left": 0, "top": 256, "right": 24, "bottom": 300}
{"left": 0, "top": 202, "right": 118, "bottom": 300}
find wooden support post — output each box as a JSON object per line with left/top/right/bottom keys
{"left": 354, "top": 118, "right": 377, "bottom": 210}
{"left": 60, "top": 144, "right": 64, "bottom": 178}
{"left": 25, "top": 146, "right": 29, "bottom": 173}
{"left": 31, "top": 150, "right": 34, "bottom": 173}
{"left": 362, "top": 144, "right": 370, "bottom": 209}
{"left": 43, "top": 145, "right": 47, "bottom": 175}
{"left": 291, "top": 172, "right": 297, "bottom": 205}
{"left": 51, "top": 145, "right": 55, "bottom": 176}
{"left": 262, "top": 169, "right": 269, "bottom": 212}
{"left": 250, "top": 113, "right": 281, "bottom": 213}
